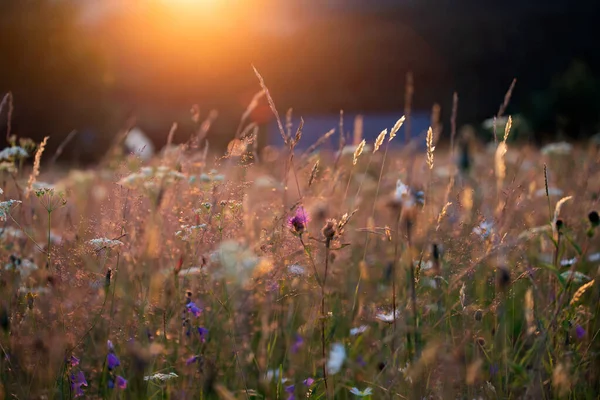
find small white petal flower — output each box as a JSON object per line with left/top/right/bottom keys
{"left": 560, "top": 271, "right": 590, "bottom": 283}
{"left": 4, "top": 259, "right": 38, "bottom": 278}
{"left": 0, "top": 200, "right": 22, "bottom": 221}
{"left": 541, "top": 142, "right": 572, "bottom": 156}
{"left": 287, "top": 264, "right": 305, "bottom": 276}
{"left": 88, "top": 238, "right": 124, "bottom": 249}
{"left": 588, "top": 252, "right": 600, "bottom": 262}
{"left": 349, "top": 387, "right": 373, "bottom": 396}
{"left": 0, "top": 146, "right": 28, "bottom": 160}
{"left": 560, "top": 257, "right": 577, "bottom": 267}
{"left": 350, "top": 325, "right": 369, "bottom": 336}
{"left": 143, "top": 372, "right": 178, "bottom": 382}
{"left": 326, "top": 343, "right": 346, "bottom": 375}
{"left": 375, "top": 310, "right": 400, "bottom": 323}
{"left": 473, "top": 220, "right": 494, "bottom": 239}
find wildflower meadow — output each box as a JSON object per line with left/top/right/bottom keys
{"left": 1, "top": 74, "right": 600, "bottom": 400}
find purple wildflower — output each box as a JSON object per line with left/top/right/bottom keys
{"left": 186, "top": 355, "right": 199, "bottom": 365}
{"left": 490, "top": 364, "right": 499, "bottom": 377}
{"left": 291, "top": 334, "right": 303, "bottom": 354}
{"left": 116, "top": 375, "right": 127, "bottom": 389}
{"left": 356, "top": 355, "right": 367, "bottom": 367}
{"left": 70, "top": 371, "right": 87, "bottom": 397}
{"left": 285, "top": 384, "right": 295, "bottom": 400}
{"left": 198, "top": 327, "right": 209, "bottom": 342}
{"left": 576, "top": 324, "right": 586, "bottom": 339}
{"left": 288, "top": 207, "right": 309, "bottom": 235}
{"left": 107, "top": 353, "right": 120, "bottom": 371}
{"left": 69, "top": 355, "right": 80, "bottom": 367}
{"left": 107, "top": 340, "right": 114, "bottom": 351}
{"left": 186, "top": 302, "right": 202, "bottom": 317}
{"left": 303, "top": 377, "right": 315, "bottom": 387}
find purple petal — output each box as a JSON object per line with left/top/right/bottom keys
{"left": 70, "top": 355, "right": 80, "bottom": 367}
{"left": 303, "top": 377, "right": 315, "bottom": 387}
{"left": 107, "top": 353, "right": 120, "bottom": 370}
{"left": 116, "top": 375, "right": 127, "bottom": 389}
{"left": 186, "top": 355, "right": 199, "bottom": 365}
{"left": 576, "top": 324, "right": 586, "bottom": 339}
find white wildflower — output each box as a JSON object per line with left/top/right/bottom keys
{"left": 18, "top": 286, "right": 51, "bottom": 295}
{"left": 264, "top": 369, "right": 289, "bottom": 384}
{"left": 350, "top": 325, "right": 369, "bottom": 336}
{"left": 560, "top": 271, "right": 590, "bottom": 283}
{"left": 420, "top": 277, "right": 438, "bottom": 289}
{"left": 0, "top": 226, "right": 26, "bottom": 240}
{"left": 124, "top": 127, "right": 155, "bottom": 161}
{"left": 375, "top": 310, "right": 400, "bottom": 323}
{"left": 473, "top": 220, "right": 494, "bottom": 239}
{"left": 541, "top": 142, "right": 572, "bottom": 156}
{"left": 560, "top": 257, "right": 577, "bottom": 267}
{"left": 349, "top": 387, "right": 373, "bottom": 397}
{"left": 88, "top": 238, "right": 124, "bottom": 249}
{"left": 211, "top": 240, "right": 260, "bottom": 286}
{"left": 560, "top": 271, "right": 591, "bottom": 283}
{"left": 0, "top": 200, "right": 22, "bottom": 221}
{"left": 414, "top": 260, "right": 433, "bottom": 271}
{"left": 178, "top": 267, "right": 204, "bottom": 277}
{"left": 287, "top": 264, "right": 305, "bottom": 276}
{"left": 4, "top": 259, "right": 38, "bottom": 278}
{"left": 175, "top": 224, "right": 207, "bottom": 241}
{"left": 143, "top": 372, "right": 178, "bottom": 382}
{"left": 326, "top": 343, "right": 346, "bottom": 375}
{"left": 0, "top": 146, "right": 28, "bottom": 160}
{"left": 398, "top": 362, "right": 413, "bottom": 384}
{"left": 588, "top": 252, "right": 600, "bottom": 262}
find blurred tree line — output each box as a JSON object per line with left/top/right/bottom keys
{"left": 1, "top": 0, "right": 600, "bottom": 163}
{"left": 0, "top": 0, "right": 116, "bottom": 161}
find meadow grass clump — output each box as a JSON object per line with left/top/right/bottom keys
{"left": 1, "top": 77, "right": 600, "bottom": 400}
